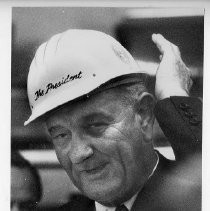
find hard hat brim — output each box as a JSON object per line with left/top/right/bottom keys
{"left": 24, "top": 71, "right": 143, "bottom": 126}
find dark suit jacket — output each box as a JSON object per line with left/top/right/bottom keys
{"left": 59, "top": 96, "right": 202, "bottom": 211}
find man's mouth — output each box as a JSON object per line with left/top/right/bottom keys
{"left": 73, "top": 161, "right": 109, "bottom": 180}
{"left": 84, "top": 163, "right": 107, "bottom": 174}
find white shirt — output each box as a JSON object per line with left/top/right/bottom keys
{"left": 95, "top": 153, "right": 159, "bottom": 211}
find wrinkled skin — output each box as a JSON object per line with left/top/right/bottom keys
{"left": 46, "top": 89, "right": 157, "bottom": 206}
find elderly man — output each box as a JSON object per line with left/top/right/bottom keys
{"left": 24, "top": 30, "right": 201, "bottom": 211}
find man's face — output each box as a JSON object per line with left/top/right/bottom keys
{"left": 11, "top": 167, "right": 37, "bottom": 211}
{"left": 46, "top": 89, "right": 154, "bottom": 206}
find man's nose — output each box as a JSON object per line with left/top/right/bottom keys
{"left": 68, "top": 135, "right": 93, "bottom": 164}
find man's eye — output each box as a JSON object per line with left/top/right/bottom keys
{"left": 55, "top": 133, "right": 68, "bottom": 139}
{"left": 49, "top": 129, "right": 71, "bottom": 139}
{"left": 51, "top": 132, "right": 71, "bottom": 147}
{"left": 88, "top": 122, "right": 109, "bottom": 130}
{"left": 89, "top": 123, "right": 108, "bottom": 128}
{"left": 85, "top": 122, "right": 108, "bottom": 136}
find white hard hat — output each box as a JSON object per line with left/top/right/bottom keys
{"left": 24, "top": 29, "right": 142, "bottom": 125}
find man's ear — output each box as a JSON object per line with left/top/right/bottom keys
{"left": 134, "top": 92, "right": 156, "bottom": 143}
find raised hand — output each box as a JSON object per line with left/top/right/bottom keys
{"left": 152, "top": 34, "right": 193, "bottom": 100}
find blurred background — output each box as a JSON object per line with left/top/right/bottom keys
{"left": 11, "top": 7, "right": 204, "bottom": 210}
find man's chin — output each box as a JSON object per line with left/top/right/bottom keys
{"left": 80, "top": 180, "right": 124, "bottom": 205}
{"left": 71, "top": 168, "right": 125, "bottom": 204}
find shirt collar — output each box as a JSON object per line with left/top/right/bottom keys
{"left": 95, "top": 152, "right": 159, "bottom": 211}
{"left": 149, "top": 151, "right": 159, "bottom": 179}
{"left": 95, "top": 192, "right": 138, "bottom": 211}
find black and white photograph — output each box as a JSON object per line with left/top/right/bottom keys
{"left": 3, "top": 2, "right": 209, "bottom": 211}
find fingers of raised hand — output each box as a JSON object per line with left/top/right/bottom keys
{"left": 171, "top": 43, "right": 181, "bottom": 57}
{"left": 152, "top": 33, "right": 180, "bottom": 58}
{"left": 152, "top": 33, "right": 171, "bottom": 54}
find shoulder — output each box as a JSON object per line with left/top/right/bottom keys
{"left": 133, "top": 152, "right": 201, "bottom": 210}
{"left": 157, "top": 152, "right": 201, "bottom": 191}
{"left": 141, "top": 153, "right": 201, "bottom": 210}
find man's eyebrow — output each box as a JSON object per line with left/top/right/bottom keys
{"left": 81, "top": 112, "right": 114, "bottom": 123}
{"left": 48, "top": 125, "right": 64, "bottom": 133}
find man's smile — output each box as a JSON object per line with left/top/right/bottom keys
{"left": 77, "top": 162, "right": 109, "bottom": 179}
{"left": 84, "top": 163, "right": 108, "bottom": 174}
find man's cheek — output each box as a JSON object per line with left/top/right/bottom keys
{"left": 95, "top": 130, "right": 125, "bottom": 156}
{"left": 54, "top": 148, "right": 65, "bottom": 164}
{"left": 103, "top": 125, "right": 135, "bottom": 150}
{"left": 104, "top": 123, "right": 128, "bottom": 139}
{"left": 54, "top": 149, "right": 73, "bottom": 173}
